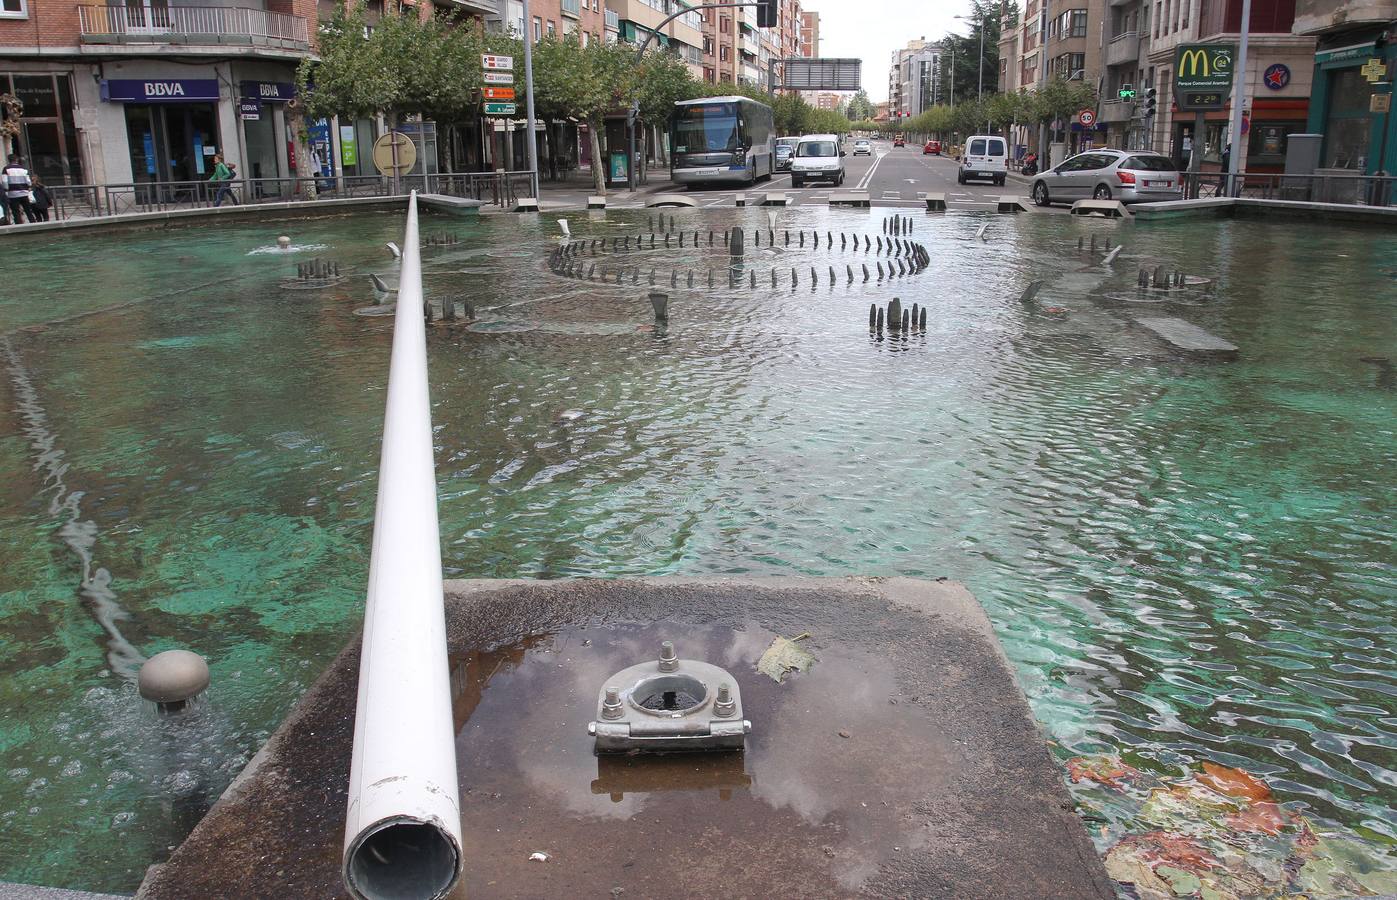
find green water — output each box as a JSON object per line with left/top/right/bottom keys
{"left": 0, "top": 208, "right": 1393, "bottom": 894}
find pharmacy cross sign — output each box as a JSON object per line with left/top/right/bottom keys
{"left": 1360, "top": 59, "right": 1388, "bottom": 82}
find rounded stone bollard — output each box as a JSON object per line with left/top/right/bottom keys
{"left": 276, "top": 235, "right": 291, "bottom": 250}
{"left": 648, "top": 291, "right": 669, "bottom": 323}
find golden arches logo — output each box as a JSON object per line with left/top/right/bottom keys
{"left": 1179, "top": 48, "right": 1212, "bottom": 77}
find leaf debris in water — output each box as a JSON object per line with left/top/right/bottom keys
{"left": 757, "top": 632, "right": 815, "bottom": 683}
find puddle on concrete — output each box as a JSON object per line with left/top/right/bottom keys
{"left": 450, "top": 621, "right": 954, "bottom": 896}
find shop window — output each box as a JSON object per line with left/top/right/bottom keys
{"left": 1323, "top": 67, "right": 1372, "bottom": 169}
{"left": 0, "top": 0, "right": 26, "bottom": 18}
{"left": 1248, "top": 121, "right": 1301, "bottom": 166}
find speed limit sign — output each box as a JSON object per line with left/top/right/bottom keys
{"left": 1077, "top": 108, "right": 1096, "bottom": 127}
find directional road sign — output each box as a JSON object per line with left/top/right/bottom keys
{"left": 483, "top": 87, "right": 515, "bottom": 100}
{"left": 483, "top": 72, "right": 514, "bottom": 85}
{"left": 482, "top": 54, "right": 514, "bottom": 71}
{"left": 483, "top": 102, "right": 517, "bottom": 116}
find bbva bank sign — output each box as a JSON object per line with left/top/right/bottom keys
{"left": 102, "top": 79, "right": 221, "bottom": 103}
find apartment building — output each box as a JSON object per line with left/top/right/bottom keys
{"left": 501, "top": 0, "right": 612, "bottom": 46}
{"left": 799, "top": 9, "right": 818, "bottom": 57}
{"left": 607, "top": 0, "right": 705, "bottom": 76}
{"left": 887, "top": 38, "right": 941, "bottom": 120}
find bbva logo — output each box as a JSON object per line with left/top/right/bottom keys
{"left": 143, "top": 82, "right": 186, "bottom": 97}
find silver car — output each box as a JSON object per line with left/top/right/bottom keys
{"left": 1031, "top": 150, "right": 1184, "bottom": 206}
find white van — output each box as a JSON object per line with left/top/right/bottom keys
{"left": 958, "top": 134, "right": 1009, "bottom": 186}
{"left": 790, "top": 134, "right": 846, "bottom": 188}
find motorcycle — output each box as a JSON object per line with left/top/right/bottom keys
{"left": 1020, "top": 154, "right": 1039, "bottom": 177}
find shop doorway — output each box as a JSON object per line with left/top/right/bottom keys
{"left": 125, "top": 103, "right": 220, "bottom": 195}
{"left": 243, "top": 110, "right": 281, "bottom": 197}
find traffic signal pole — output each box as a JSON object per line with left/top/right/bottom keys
{"left": 628, "top": 0, "right": 774, "bottom": 192}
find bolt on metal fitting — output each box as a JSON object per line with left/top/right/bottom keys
{"left": 715, "top": 683, "right": 736, "bottom": 718}
{"left": 601, "top": 685, "right": 624, "bottom": 719}
{"left": 658, "top": 640, "right": 678, "bottom": 672}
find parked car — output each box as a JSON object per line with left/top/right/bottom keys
{"left": 790, "top": 134, "right": 846, "bottom": 187}
{"left": 775, "top": 137, "right": 799, "bottom": 171}
{"left": 957, "top": 134, "right": 1008, "bottom": 186}
{"left": 853, "top": 139, "right": 873, "bottom": 156}
{"left": 1030, "top": 150, "right": 1184, "bottom": 206}
{"left": 923, "top": 140, "right": 941, "bottom": 155}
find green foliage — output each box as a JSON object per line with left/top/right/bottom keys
{"left": 1024, "top": 77, "right": 1097, "bottom": 125}
{"left": 298, "top": 5, "right": 398, "bottom": 119}
{"left": 845, "top": 89, "right": 875, "bottom": 121}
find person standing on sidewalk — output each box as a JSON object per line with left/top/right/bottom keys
{"left": 209, "top": 155, "right": 239, "bottom": 207}
{"left": 29, "top": 175, "right": 52, "bottom": 222}
{"left": 2, "top": 155, "right": 37, "bottom": 224}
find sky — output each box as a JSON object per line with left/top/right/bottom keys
{"left": 812, "top": 0, "right": 974, "bottom": 103}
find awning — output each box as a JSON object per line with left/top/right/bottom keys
{"left": 1314, "top": 42, "right": 1375, "bottom": 65}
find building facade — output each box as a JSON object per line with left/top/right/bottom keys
{"left": 1147, "top": 0, "right": 1314, "bottom": 173}
{"left": 1294, "top": 0, "right": 1396, "bottom": 175}
{"left": 799, "top": 9, "right": 819, "bottom": 58}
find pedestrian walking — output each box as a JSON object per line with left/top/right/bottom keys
{"left": 210, "top": 155, "right": 239, "bottom": 207}
{"left": 29, "top": 175, "right": 52, "bottom": 222}
{"left": 2, "top": 155, "right": 37, "bottom": 224}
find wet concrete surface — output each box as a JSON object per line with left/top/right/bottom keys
{"left": 136, "top": 577, "right": 1113, "bottom": 899}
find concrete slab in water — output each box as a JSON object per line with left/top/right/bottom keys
{"left": 136, "top": 577, "right": 1113, "bottom": 900}
{"left": 1131, "top": 315, "right": 1238, "bottom": 356}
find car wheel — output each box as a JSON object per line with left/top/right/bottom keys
{"left": 957, "top": 171, "right": 965, "bottom": 185}
{"left": 791, "top": 175, "right": 802, "bottom": 188}
{"left": 1032, "top": 181, "right": 1050, "bottom": 207}
{"left": 1094, "top": 184, "right": 1112, "bottom": 200}
{"left": 995, "top": 176, "right": 1005, "bottom": 186}
{"left": 837, "top": 173, "right": 845, "bottom": 186}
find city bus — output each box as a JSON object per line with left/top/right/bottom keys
{"left": 670, "top": 96, "right": 775, "bottom": 187}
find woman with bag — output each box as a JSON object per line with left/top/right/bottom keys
{"left": 29, "top": 175, "right": 52, "bottom": 222}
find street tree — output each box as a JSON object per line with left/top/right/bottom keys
{"left": 845, "top": 89, "right": 875, "bottom": 121}
{"left": 530, "top": 35, "right": 637, "bottom": 195}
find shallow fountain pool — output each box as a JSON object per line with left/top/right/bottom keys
{"left": 0, "top": 205, "right": 1393, "bottom": 895}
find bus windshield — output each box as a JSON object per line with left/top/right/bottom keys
{"left": 796, "top": 140, "right": 838, "bottom": 158}
{"left": 672, "top": 104, "right": 741, "bottom": 153}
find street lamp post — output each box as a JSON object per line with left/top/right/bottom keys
{"left": 1224, "top": 0, "right": 1252, "bottom": 197}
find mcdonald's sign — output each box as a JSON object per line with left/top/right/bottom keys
{"left": 1174, "top": 44, "right": 1236, "bottom": 109}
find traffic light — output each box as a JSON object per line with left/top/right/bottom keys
{"left": 1144, "top": 87, "right": 1158, "bottom": 118}
{"left": 756, "top": 0, "right": 777, "bottom": 28}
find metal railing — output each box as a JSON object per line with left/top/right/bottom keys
{"left": 28, "top": 170, "right": 539, "bottom": 223}
{"left": 1180, "top": 171, "right": 1397, "bottom": 207}
{"left": 604, "top": 7, "right": 619, "bottom": 29}
{"left": 77, "top": 4, "right": 309, "bottom": 45}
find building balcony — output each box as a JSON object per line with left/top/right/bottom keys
{"left": 1099, "top": 97, "right": 1135, "bottom": 123}
{"left": 1109, "top": 0, "right": 1135, "bottom": 7}
{"left": 604, "top": 8, "right": 619, "bottom": 30}
{"left": 77, "top": 4, "right": 309, "bottom": 51}
{"left": 440, "top": 0, "right": 501, "bottom": 15}
{"left": 739, "top": 33, "right": 758, "bottom": 56}
{"left": 561, "top": 0, "right": 581, "bottom": 18}
{"left": 1105, "top": 30, "right": 1140, "bottom": 66}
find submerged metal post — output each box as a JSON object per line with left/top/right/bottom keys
{"left": 343, "top": 192, "right": 463, "bottom": 900}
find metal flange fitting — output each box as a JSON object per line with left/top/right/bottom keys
{"left": 587, "top": 641, "right": 751, "bottom": 753}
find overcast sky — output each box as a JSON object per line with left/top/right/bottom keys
{"left": 814, "top": 0, "right": 974, "bottom": 103}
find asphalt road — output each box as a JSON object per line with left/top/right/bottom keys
{"left": 675, "top": 139, "right": 1054, "bottom": 212}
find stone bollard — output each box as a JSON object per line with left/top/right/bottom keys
{"left": 687, "top": 270, "right": 694, "bottom": 288}
{"left": 877, "top": 261, "right": 884, "bottom": 280}
{"left": 771, "top": 269, "right": 777, "bottom": 288}
{"left": 730, "top": 227, "right": 745, "bottom": 258}
{"left": 862, "top": 264, "right": 870, "bottom": 282}
{"left": 424, "top": 300, "right": 434, "bottom": 323}
{"left": 902, "top": 309, "right": 910, "bottom": 332}
{"left": 876, "top": 306, "right": 885, "bottom": 331}
{"left": 847, "top": 264, "right": 854, "bottom": 284}
{"left": 869, "top": 304, "right": 877, "bottom": 328}
{"left": 750, "top": 270, "right": 757, "bottom": 288}
{"left": 911, "top": 302, "right": 919, "bottom": 324}
{"left": 649, "top": 291, "right": 669, "bottom": 323}
{"left": 919, "top": 307, "right": 927, "bottom": 330}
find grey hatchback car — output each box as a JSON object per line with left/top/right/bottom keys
{"left": 1030, "top": 150, "right": 1183, "bottom": 206}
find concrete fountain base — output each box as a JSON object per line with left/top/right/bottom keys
{"left": 136, "top": 577, "right": 1113, "bottom": 899}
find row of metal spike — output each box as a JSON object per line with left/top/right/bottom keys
{"left": 556, "top": 230, "right": 925, "bottom": 258}
{"left": 548, "top": 256, "right": 927, "bottom": 287}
